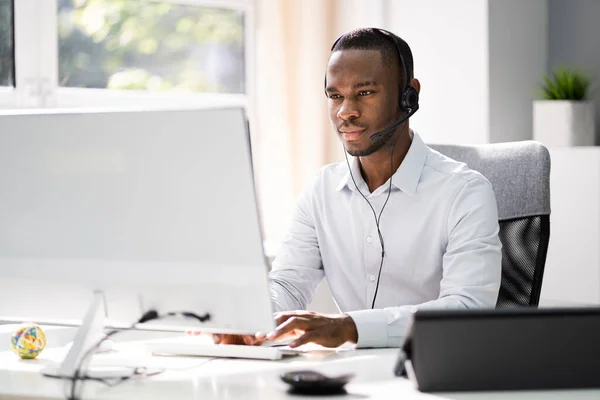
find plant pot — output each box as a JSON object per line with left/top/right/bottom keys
{"left": 533, "top": 100, "right": 595, "bottom": 146}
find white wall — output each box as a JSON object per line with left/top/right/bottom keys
{"left": 540, "top": 1, "right": 600, "bottom": 304}
{"left": 388, "top": 0, "right": 547, "bottom": 145}
{"left": 548, "top": 0, "right": 600, "bottom": 144}
{"left": 388, "top": 0, "right": 490, "bottom": 144}
{"left": 540, "top": 149, "right": 600, "bottom": 305}
{"left": 334, "top": 0, "right": 387, "bottom": 35}
{"left": 488, "top": 0, "right": 547, "bottom": 143}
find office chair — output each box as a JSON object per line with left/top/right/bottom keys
{"left": 429, "top": 142, "right": 551, "bottom": 307}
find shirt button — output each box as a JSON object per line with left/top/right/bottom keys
{"left": 369, "top": 275, "right": 376, "bottom": 282}
{"left": 366, "top": 236, "right": 373, "bottom": 243}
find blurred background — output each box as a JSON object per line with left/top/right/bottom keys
{"left": 1, "top": 0, "right": 599, "bottom": 310}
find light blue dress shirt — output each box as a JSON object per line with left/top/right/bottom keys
{"left": 268, "top": 132, "right": 502, "bottom": 348}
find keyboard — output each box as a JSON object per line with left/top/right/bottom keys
{"left": 142, "top": 337, "right": 302, "bottom": 361}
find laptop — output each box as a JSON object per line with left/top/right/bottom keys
{"left": 395, "top": 307, "right": 600, "bottom": 392}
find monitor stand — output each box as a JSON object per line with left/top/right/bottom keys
{"left": 41, "top": 291, "right": 135, "bottom": 379}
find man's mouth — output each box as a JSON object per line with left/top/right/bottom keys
{"left": 339, "top": 130, "right": 366, "bottom": 141}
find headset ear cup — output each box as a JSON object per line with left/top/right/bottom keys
{"left": 401, "top": 86, "right": 419, "bottom": 111}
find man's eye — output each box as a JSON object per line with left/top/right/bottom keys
{"left": 328, "top": 94, "right": 342, "bottom": 100}
{"left": 358, "top": 90, "right": 373, "bottom": 96}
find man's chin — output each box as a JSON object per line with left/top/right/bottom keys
{"left": 346, "top": 146, "right": 375, "bottom": 157}
{"left": 343, "top": 141, "right": 364, "bottom": 154}
{"left": 343, "top": 139, "right": 385, "bottom": 157}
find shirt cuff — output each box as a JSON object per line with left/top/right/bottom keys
{"left": 345, "top": 309, "right": 389, "bottom": 348}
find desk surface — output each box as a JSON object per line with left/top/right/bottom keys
{"left": 1, "top": 330, "right": 599, "bottom": 400}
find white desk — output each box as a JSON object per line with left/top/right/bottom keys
{"left": 1, "top": 328, "right": 599, "bottom": 400}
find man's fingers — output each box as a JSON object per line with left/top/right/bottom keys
{"left": 274, "top": 313, "right": 296, "bottom": 326}
{"left": 220, "top": 335, "right": 240, "bottom": 345}
{"left": 274, "top": 311, "right": 314, "bottom": 325}
{"left": 214, "top": 334, "right": 242, "bottom": 344}
{"left": 253, "top": 335, "right": 266, "bottom": 346}
{"left": 289, "top": 332, "right": 318, "bottom": 348}
{"left": 267, "top": 317, "right": 309, "bottom": 341}
{"left": 267, "top": 330, "right": 302, "bottom": 343}
{"left": 212, "top": 334, "right": 258, "bottom": 345}
{"left": 243, "top": 335, "right": 256, "bottom": 346}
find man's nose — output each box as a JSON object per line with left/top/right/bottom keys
{"left": 337, "top": 99, "right": 360, "bottom": 121}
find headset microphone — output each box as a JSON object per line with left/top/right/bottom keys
{"left": 369, "top": 104, "right": 419, "bottom": 142}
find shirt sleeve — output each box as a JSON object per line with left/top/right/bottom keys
{"left": 268, "top": 180, "right": 325, "bottom": 312}
{"left": 346, "top": 177, "right": 502, "bottom": 348}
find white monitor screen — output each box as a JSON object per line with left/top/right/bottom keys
{"left": 0, "top": 108, "right": 274, "bottom": 334}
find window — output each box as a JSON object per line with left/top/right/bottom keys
{"left": 0, "top": 0, "right": 14, "bottom": 87}
{"left": 57, "top": 0, "right": 245, "bottom": 94}
{"left": 3, "top": 0, "right": 253, "bottom": 108}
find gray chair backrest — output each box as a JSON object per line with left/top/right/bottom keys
{"left": 429, "top": 141, "right": 551, "bottom": 307}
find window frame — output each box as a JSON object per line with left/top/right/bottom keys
{"left": 0, "top": 0, "right": 15, "bottom": 107}
{"left": 0, "top": 87, "right": 14, "bottom": 108}
{"left": 6, "top": 0, "right": 255, "bottom": 109}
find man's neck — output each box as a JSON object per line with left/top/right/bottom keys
{"left": 359, "top": 127, "right": 413, "bottom": 193}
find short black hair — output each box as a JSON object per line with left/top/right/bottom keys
{"left": 330, "top": 28, "right": 414, "bottom": 82}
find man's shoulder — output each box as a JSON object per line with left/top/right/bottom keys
{"left": 423, "top": 147, "right": 491, "bottom": 189}
{"left": 318, "top": 161, "right": 348, "bottom": 178}
{"left": 422, "top": 147, "right": 497, "bottom": 222}
{"left": 306, "top": 162, "right": 348, "bottom": 187}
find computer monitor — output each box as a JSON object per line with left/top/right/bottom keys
{"left": 0, "top": 107, "right": 275, "bottom": 375}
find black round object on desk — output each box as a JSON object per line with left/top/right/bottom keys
{"left": 280, "top": 370, "right": 354, "bottom": 395}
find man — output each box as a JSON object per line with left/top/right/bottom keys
{"left": 206, "top": 28, "right": 502, "bottom": 348}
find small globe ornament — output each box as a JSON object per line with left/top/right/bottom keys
{"left": 10, "top": 323, "right": 46, "bottom": 359}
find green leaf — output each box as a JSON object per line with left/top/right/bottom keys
{"left": 540, "top": 67, "right": 592, "bottom": 100}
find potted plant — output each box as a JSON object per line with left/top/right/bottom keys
{"left": 533, "top": 67, "right": 595, "bottom": 146}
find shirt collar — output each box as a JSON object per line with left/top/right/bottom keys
{"left": 336, "top": 131, "right": 429, "bottom": 196}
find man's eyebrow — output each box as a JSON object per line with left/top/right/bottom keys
{"left": 352, "top": 81, "right": 379, "bottom": 89}
{"left": 325, "top": 81, "right": 380, "bottom": 93}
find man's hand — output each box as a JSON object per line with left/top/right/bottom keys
{"left": 261, "top": 311, "right": 358, "bottom": 348}
{"left": 185, "top": 330, "right": 264, "bottom": 346}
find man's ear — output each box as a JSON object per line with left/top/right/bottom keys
{"left": 410, "top": 78, "right": 421, "bottom": 94}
